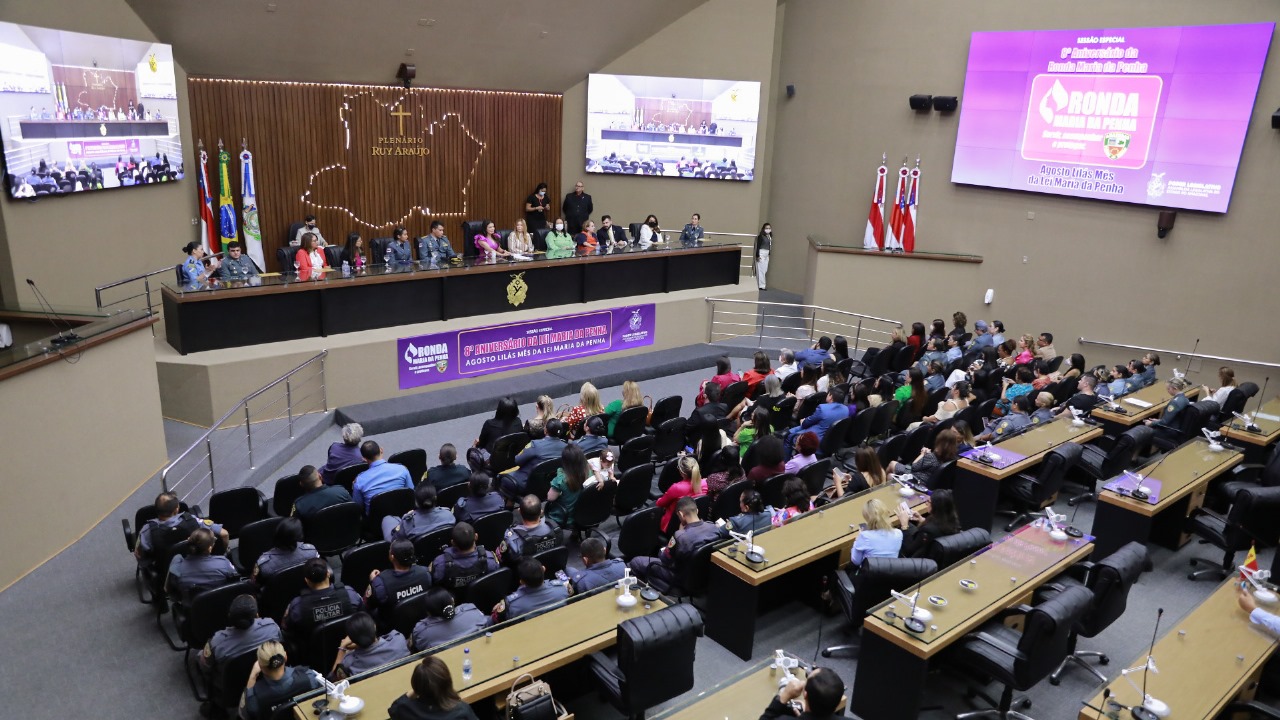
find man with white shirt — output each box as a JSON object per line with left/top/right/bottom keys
{"left": 775, "top": 349, "right": 798, "bottom": 380}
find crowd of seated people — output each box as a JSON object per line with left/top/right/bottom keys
{"left": 28, "top": 99, "right": 162, "bottom": 122}
{"left": 125, "top": 328, "right": 1239, "bottom": 719}
{"left": 10, "top": 153, "right": 182, "bottom": 198}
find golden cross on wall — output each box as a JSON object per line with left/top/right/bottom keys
{"left": 390, "top": 106, "right": 412, "bottom": 136}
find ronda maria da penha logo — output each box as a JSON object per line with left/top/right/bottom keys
{"left": 403, "top": 341, "right": 449, "bottom": 373}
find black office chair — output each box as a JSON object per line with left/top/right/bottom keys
{"left": 897, "top": 423, "right": 935, "bottom": 467}
{"left": 1035, "top": 541, "right": 1146, "bottom": 685}
{"left": 710, "top": 479, "right": 753, "bottom": 521}
{"left": 176, "top": 579, "right": 258, "bottom": 699}
{"left": 391, "top": 593, "right": 431, "bottom": 640}
{"left": 532, "top": 228, "right": 550, "bottom": 251}
{"left": 652, "top": 417, "right": 687, "bottom": 462}
{"left": 780, "top": 371, "right": 805, "bottom": 394}
{"left": 231, "top": 516, "right": 283, "bottom": 575}
{"left": 364, "top": 488, "right": 415, "bottom": 540}
{"left": 618, "top": 436, "right": 654, "bottom": 473}
{"left": 467, "top": 567, "right": 515, "bottom": 615}
{"left": 998, "top": 443, "right": 1082, "bottom": 531}
{"left": 648, "top": 395, "right": 683, "bottom": 430}
{"left": 891, "top": 344, "right": 916, "bottom": 373}
{"left": 842, "top": 407, "right": 874, "bottom": 450}
{"left": 340, "top": 541, "right": 392, "bottom": 596}
{"left": 1185, "top": 486, "right": 1280, "bottom": 581}
{"left": 614, "top": 462, "right": 654, "bottom": 520}
{"left": 569, "top": 480, "right": 617, "bottom": 537}
{"left": 721, "top": 381, "right": 749, "bottom": 410}
{"left": 460, "top": 220, "right": 484, "bottom": 259}
{"left": 369, "top": 236, "right": 393, "bottom": 264}
{"left": 122, "top": 499, "right": 194, "bottom": 606}
{"left": 1151, "top": 400, "right": 1219, "bottom": 452}
{"left": 302, "top": 614, "right": 350, "bottom": 673}
{"left": 875, "top": 431, "right": 907, "bottom": 469}
{"left": 611, "top": 406, "right": 649, "bottom": 446}
{"left": 588, "top": 604, "right": 704, "bottom": 720}
{"left": 822, "top": 557, "right": 938, "bottom": 657}
{"left": 209, "top": 648, "right": 258, "bottom": 717}
{"left": 322, "top": 245, "right": 342, "bottom": 269}
{"left": 794, "top": 394, "right": 821, "bottom": 424}
{"left": 848, "top": 346, "right": 882, "bottom": 379}
{"left": 769, "top": 396, "right": 798, "bottom": 432}
{"left": 259, "top": 562, "right": 308, "bottom": 622}
{"left": 525, "top": 459, "right": 561, "bottom": 501}
{"left": 387, "top": 449, "right": 428, "bottom": 484}
{"left": 760, "top": 474, "right": 790, "bottom": 509}
{"left": 332, "top": 462, "right": 368, "bottom": 493}
{"left": 534, "top": 545, "right": 569, "bottom": 576}
{"left": 411, "top": 526, "right": 455, "bottom": 569}
{"left": 867, "top": 400, "right": 899, "bottom": 440}
{"left": 613, "top": 506, "right": 663, "bottom": 562}
{"left": 302, "top": 502, "right": 362, "bottom": 557}
{"left": 923, "top": 527, "right": 991, "bottom": 569}
{"left": 436, "top": 483, "right": 468, "bottom": 511}
{"left": 1069, "top": 425, "right": 1152, "bottom": 506}
{"left": 1211, "top": 442, "right": 1280, "bottom": 512}
{"left": 628, "top": 222, "right": 643, "bottom": 241}
{"left": 944, "top": 585, "right": 1093, "bottom": 720}
{"left": 799, "top": 458, "right": 833, "bottom": 497}
{"left": 285, "top": 222, "right": 304, "bottom": 248}
{"left": 490, "top": 432, "right": 530, "bottom": 474}
{"left": 271, "top": 474, "right": 304, "bottom": 517}
{"left": 206, "top": 484, "right": 266, "bottom": 535}
{"left": 818, "top": 417, "right": 853, "bottom": 459}
{"left": 275, "top": 246, "right": 293, "bottom": 273}
{"left": 471, "top": 511, "right": 512, "bottom": 553}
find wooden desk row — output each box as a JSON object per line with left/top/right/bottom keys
{"left": 1090, "top": 383, "right": 1200, "bottom": 431}
{"left": 290, "top": 587, "right": 669, "bottom": 718}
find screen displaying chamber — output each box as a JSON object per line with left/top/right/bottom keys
{"left": 951, "top": 23, "right": 1273, "bottom": 212}
{"left": 585, "top": 73, "right": 760, "bottom": 181}
{"left": 0, "top": 21, "right": 182, "bottom": 200}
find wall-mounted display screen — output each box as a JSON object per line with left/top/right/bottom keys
{"left": 952, "top": 23, "right": 1273, "bottom": 212}
{"left": 0, "top": 21, "right": 182, "bottom": 200}
{"left": 585, "top": 73, "right": 760, "bottom": 181}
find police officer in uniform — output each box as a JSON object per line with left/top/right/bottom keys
{"left": 574, "top": 416, "right": 609, "bottom": 455}
{"left": 366, "top": 540, "right": 433, "bottom": 626}
{"left": 411, "top": 587, "right": 489, "bottom": 652}
{"left": 429, "top": 522, "right": 500, "bottom": 592}
{"left": 239, "top": 641, "right": 320, "bottom": 720}
{"left": 134, "top": 491, "right": 227, "bottom": 567}
{"left": 628, "top": 497, "right": 720, "bottom": 594}
{"left": 216, "top": 241, "right": 259, "bottom": 280}
{"left": 165, "top": 526, "right": 238, "bottom": 600}
{"left": 976, "top": 394, "right": 1034, "bottom": 444}
{"left": 569, "top": 537, "right": 626, "bottom": 594}
{"left": 283, "top": 558, "right": 363, "bottom": 646}
{"left": 383, "top": 483, "right": 456, "bottom": 543}
{"left": 718, "top": 489, "right": 774, "bottom": 537}
{"left": 1145, "top": 377, "right": 1191, "bottom": 444}
{"left": 253, "top": 517, "right": 319, "bottom": 583}
{"left": 424, "top": 443, "right": 470, "bottom": 491}
{"left": 330, "top": 611, "right": 411, "bottom": 680}
{"left": 453, "top": 472, "right": 506, "bottom": 524}
{"left": 199, "top": 594, "right": 282, "bottom": 679}
{"left": 497, "top": 495, "right": 562, "bottom": 567}
{"left": 494, "top": 557, "right": 568, "bottom": 621}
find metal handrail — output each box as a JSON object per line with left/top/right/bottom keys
{"left": 1077, "top": 338, "right": 1280, "bottom": 370}
{"left": 160, "top": 350, "right": 328, "bottom": 503}
{"left": 705, "top": 297, "right": 899, "bottom": 325}
{"left": 705, "top": 297, "right": 900, "bottom": 355}
{"left": 94, "top": 253, "right": 228, "bottom": 329}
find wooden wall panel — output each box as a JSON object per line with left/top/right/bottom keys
{"left": 187, "top": 78, "right": 562, "bottom": 264}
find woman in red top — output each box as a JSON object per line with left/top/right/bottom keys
{"left": 740, "top": 351, "right": 774, "bottom": 396}
{"left": 907, "top": 322, "right": 926, "bottom": 360}
{"left": 656, "top": 455, "right": 706, "bottom": 530}
{"left": 695, "top": 356, "right": 741, "bottom": 407}
{"left": 294, "top": 232, "right": 329, "bottom": 279}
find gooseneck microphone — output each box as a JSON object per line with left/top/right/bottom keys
{"left": 1247, "top": 377, "right": 1271, "bottom": 433}
{"left": 1182, "top": 338, "right": 1200, "bottom": 378}
{"left": 1128, "top": 608, "right": 1166, "bottom": 720}
{"left": 25, "top": 278, "right": 80, "bottom": 347}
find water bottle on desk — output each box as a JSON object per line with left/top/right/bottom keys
{"left": 341, "top": 260, "right": 350, "bottom": 277}
{"left": 462, "top": 647, "right": 472, "bottom": 682}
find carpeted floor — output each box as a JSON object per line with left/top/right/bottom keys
{"left": 0, "top": 343, "right": 1270, "bottom": 720}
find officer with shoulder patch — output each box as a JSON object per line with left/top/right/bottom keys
{"left": 253, "top": 517, "right": 319, "bottom": 583}
{"left": 283, "top": 557, "right": 362, "bottom": 646}
{"left": 453, "top": 472, "right": 505, "bottom": 525}
{"left": 976, "top": 395, "right": 1034, "bottom": 443}
{"left": 134, "top": 491, "right": 227, "bottom": 566}
{"left": 1029, "top": 392, "right": 1057, "bottom": 425}
{"left": 1145, "top": 377, "right": 1191, "bottom": 443}
{"left": 330, "top": 611, "right": 410, "bottom": 680}
{"left": 497, "top": 495, "right": 562, "bottom": 567}
{"left": 429, "top": 522, "right": 500, "bottom": 592}
{"left": 628, "top": 496, "right": 721, "bottom": 594}
{"left": 366, "top": 540, "right": 433, "bottom": 626}
{"left": 383, "top": 483, "right": 455, "bottom": 543}
{"left": 569, "top": 537, "right": 626, "bottom": 594}
{"left": 424, "top": 443, "right": 470, "bottom": 491}
{"left": 493, "top": 557, "right": 568, "bottom": 621}
{"left": 199, "top": 594, "right": 282, "bottom": 679}
{"left": 165, "top": 526, "right": 238, "bottom": 600}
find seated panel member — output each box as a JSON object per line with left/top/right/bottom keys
{"left": 678, "top": 212, "right": 704, "bottom": 246}
{"left": 344, "top": 232, "right": 368, "bottom": 271}
{"left": 597, "top": 214, "right": 628, "bottom": 247}
{"left": 506, "top": 218, "right": 536, "bottom": 256}
{"left": 544, "top": 217, "right": 575, "bottom": 254}
{"left": 180, "top": 241, "right": 219, "bottom": 285}
{"left": 387, "top": 226, "right": 414, "bottom": 265}
{"left": 217, "top": 241, "right": 259, "bottom": 280}
{"left": 573, "top": 219, "right": 599, "bottom": 251}
{"left": 291, "top": 214, "right": 326, "bottom": 247}
{"left": 294, "top": 232, "right": 329, "bottom": 278}
{"left": 473, "top": 220, "right": 512, "bottom": 258}
{"left": 417, "top": 220, "right": 459, "bottom": 265}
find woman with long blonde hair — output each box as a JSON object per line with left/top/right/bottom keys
{"left": 563, "top": 382, "right": 605, "bottom": 439}
{"left": 507, "top": 218, "right": 535, "bottom": 255}
{"left": 851, "top": 498, "right": 903, "bottom": 565}
{"left": 602, "top": 380, "right": 645, "bottom": 437}
{"left": 655, "top": 454, "right": 705, "bottom": 530}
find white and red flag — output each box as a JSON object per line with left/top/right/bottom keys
{"left": 862, "top": 155, "right": 887, "bottom": 250}
{"left": 903, "top": 159, "right": 920, "bottom": 253}
{"left": 885, "top": 160, "right": 909, "bottom": 252}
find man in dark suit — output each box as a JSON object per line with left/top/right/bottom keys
{"left": 597, "top": 215, "right": 628, "bottom": 247}
{"left": 686, "top": 382, "right": 729, "bottom": 445}
{"left": 562, "top": 180, "right": 593, "bottom": 235}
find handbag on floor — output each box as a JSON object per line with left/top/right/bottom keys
{"left": 505, "top": 673, "right": 568, "bottom": 720}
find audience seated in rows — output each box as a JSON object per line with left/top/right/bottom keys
{"left": 410, "top": 587, "right": 489, "bottom": 652}
{"left": 254, "top": 517, "right": 318, "bottom": 583}
{"left": 630, "top": 497, "right": 719, "bottom": 594}
{"left": 292, "top": 464, "right": 351, "bottom": 520}
{"left": 366, "top": 540, "right": 432, "bottom": 626}
{"left": 429, "top": 523, "right": 500, "bottom": 592}
{"left": 384, "top": 483, "right": 454, "bottom": 543}
{"left": 353, "top": 441, "right": 413, "bottom": 513}
{"left": 320, "top": 423, "right": 364, "bottom": 483}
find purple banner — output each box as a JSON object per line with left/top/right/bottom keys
{"left": 952, "top": 23, "right": 1274, "bottom": 212}
{"left": 397, "top": 304, "right": 656, "bottom": 390}
{"left": 68, "top": 138, "right": 141, "bottom": 160}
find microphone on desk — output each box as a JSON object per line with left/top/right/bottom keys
{"left": 1082, "top": 688, "right": 1114, "bottom": 720}
{"left": 1179, "top": 338, "right": 1200, "bottom": 380}
{"left": 1242, "top": 377, "right": 1270, "bottom": 434}
{"left": 25, "top": 278, "right": 81, "bottom": 346}
{"left": 1127, "top": 608, "right": 1169, "bottom": 720}
{"left": 1121, "top": 449, "right": 1174, "bottom": 502}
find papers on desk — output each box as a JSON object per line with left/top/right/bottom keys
{"left": 1123, "top": 398, "right": 1154, "bottom": 408}
{"left": 510, "top": 253, "right": 533, "bottom": 261}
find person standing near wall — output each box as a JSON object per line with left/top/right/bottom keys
{"left": 755, "top": 222, "right": 772, "bottom": 290}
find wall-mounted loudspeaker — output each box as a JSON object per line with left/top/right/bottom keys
{"left": 1272, "top": 108, "right": 1280, "bottom": 129}
{"left": 908, "top": 94, "right": 933, "bottom": 111}
{"left": 1157, "top": 210, "right": 1177, "bottom": 239}
{"left": 786, "top": 84, "right": 795, "bottom": 99}
{"left": 932, "top": 96, "right": 958, "bottom": 112}
{"left": 396, "top": 63, "right": 416, "bottom": 88}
